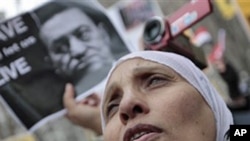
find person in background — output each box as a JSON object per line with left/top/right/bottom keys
{"left": 210, "top": 56, "right": 248, "bottom": 111}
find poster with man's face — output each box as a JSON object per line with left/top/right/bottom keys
{"left": 0, "top": 0, "right": 130, "bottom": 132}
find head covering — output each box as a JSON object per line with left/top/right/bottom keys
{"left": 100, "top": 50, "right": 233, "bottom": 141}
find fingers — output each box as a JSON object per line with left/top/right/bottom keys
{"left": 63, "top": 83, "right": 76, "bottom": 110}
{"left": 63, "top": 84, "right": 102, "bottom": 134}
{"left": 82, "top": 93, "right": 100, "bottom": 106}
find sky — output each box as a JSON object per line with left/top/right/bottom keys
{"left": 0, "top": 0, "right": 50, "bottom": 19}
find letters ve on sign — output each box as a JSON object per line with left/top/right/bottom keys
{"left": 0, "top": 57, "right": 32, "bottom": 87}
{"left": 0, "top": 16, "right": 28, "bottom": 42}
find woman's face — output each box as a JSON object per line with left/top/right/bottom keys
{"left": 103, "top": 58, "right": 216, "bottom": 141}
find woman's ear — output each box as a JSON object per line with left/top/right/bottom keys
{"left": 97, "top": 23, "right": 111, "bottom": 45}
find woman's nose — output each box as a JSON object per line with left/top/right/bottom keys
{"left": 119, "top": 93, "right": 149, "bottom": 125}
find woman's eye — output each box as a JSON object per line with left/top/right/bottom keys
{"left": 146, "top": 76, "right": 167, "bottom": 88}
{"left": 106, "top": 103, "right": 119, "bottom": 119}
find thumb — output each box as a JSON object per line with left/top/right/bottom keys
{"left": 63, "top": 83, "right": 76, "bottom": 110}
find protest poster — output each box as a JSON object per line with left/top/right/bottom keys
{"left": 107, "top": 0, "right": 164, "bottom": 51}
{"left": 0, "top": 0, "right": 130, "bottom": 132}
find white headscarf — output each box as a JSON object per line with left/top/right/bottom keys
{"left": 101, "top": 51, "right": 233, "bottom": 141}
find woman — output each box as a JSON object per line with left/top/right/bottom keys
{"left": 100, "top": 51, "right": 233, "bottom": 141}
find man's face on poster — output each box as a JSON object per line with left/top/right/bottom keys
{"left": 40, "top": 8, "right": 114, "bottom": 76}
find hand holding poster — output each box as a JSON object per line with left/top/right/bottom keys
{"left": 0, "top": 0, "right": 129, "bottom": 132}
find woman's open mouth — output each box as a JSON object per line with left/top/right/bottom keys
{"left": 124, "top": 124, "right": 163, "bottom": 141}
